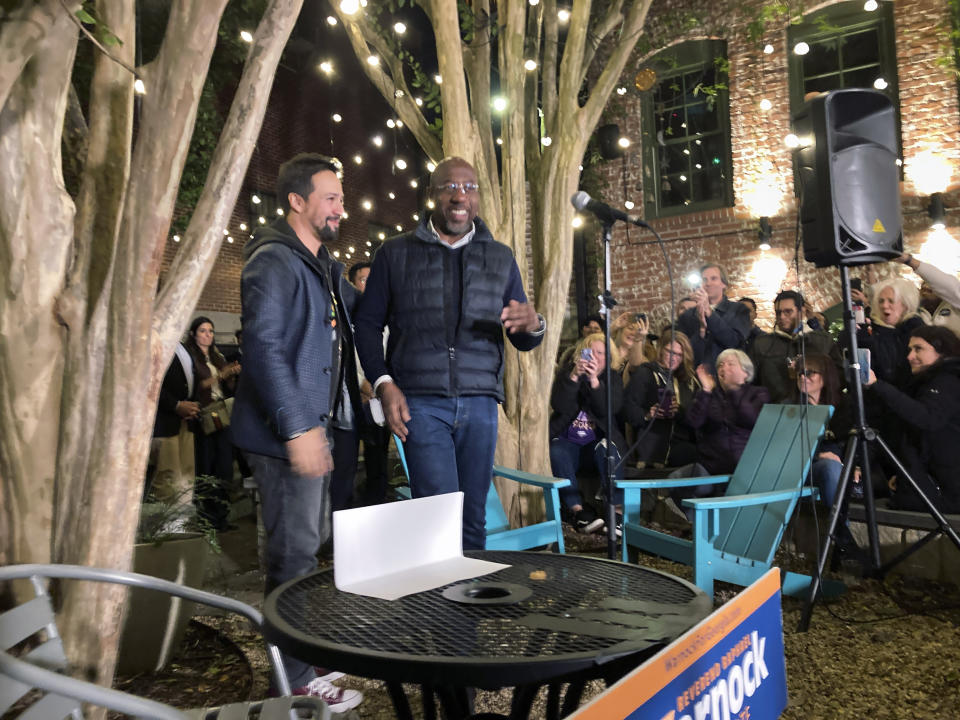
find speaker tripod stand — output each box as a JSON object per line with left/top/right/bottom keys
{"left": 797, "top": 265, "right": 960, "bottom": 631}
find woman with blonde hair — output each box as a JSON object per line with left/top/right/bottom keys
{"left": 858, "top": 276, "right": 926, "bottom": 387}
{"left": 622, "top": 330, "right": 700, "bottom": 468}
{"left": 549, "top": 332, "right": 625, "bottom": 533}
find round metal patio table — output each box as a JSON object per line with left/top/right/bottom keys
{"left": 263, "top": 551, "right": 711, "bottom": 719}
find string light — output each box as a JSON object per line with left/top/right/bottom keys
{"left": 759, "top": 99, "right": 772, "bottom": 111}
{"left": 393, "top": 22, "right": 406, "bottom": 34}
{"left": 557, "top": 8, "right": 570, "bottom": 22}
{"left": 353, "top": 154, "right": 363, "bottom": 164}
{"left": 410, "top": 179, "right": 418, "bottom": 188}
{"left": 362, "top": 200, "right": 373, "bottom": 210}
{"left": 492, "top": 96, "right": 507, "bottom": 112}
{"left": 134, "top": 78, "right": 146, "bottom": 95}
{"left": 326, "top": 16, "right": 337, "bottom": 25}
{"left": 339, "top": 0, "right": 359, "bottom": 14}
{"left": 223, "top": 229, "right": 229, "bottom": 235}
{"left": 239, "top": 30, "right": 253, "bottom": 43}
{"left": 864, "top": 0, "right": 878, "bottom": 10}
{"left": 618, "top": 137, "right": 631, "bottom": 148}
{"left": 239, "top": 223, "right": 247, "bottom": 231}
{"left": 227, "top": 236, "right": 234, "bottom": 243}
{"left": 366, "top": 241, "right": 372, "bottom": 246}
{"left": 333, "top": 250, "right": 340, "bottom": 257}
{"left": 496, "top": 137, "right": 503, "bottom": 145}
{"left": 258, "top": 216, "right": 266, "bottom": 224}
{"left": 763, "top": 44, "right": 774, "bottom": 54}
{"left": 524, "top": 59, "right": 537, "bottom": 71}
{"left": 388, "top": 192, "right": 396, "bottom": 200}
{"left": 624, "top": 200, "right": 635, "bottom": 210}
{"left": 251, "top": 194, "right": 261, "bottom": 204}
{"left": 415, "top": 97, "right": 423, "bottom": 106}
{"left": 378, "top": 232, "right": 386, "bottom": 240}
{"left": 433, "top": 74, "right": 442, "bottom": 84}
{"left": 396, "top": 119, "right": 403, "bottom": 128}
{"left": 372, "top": 135, "right": 383, "bottom": 147}
{"left": 365, "top": 251, "right": 371, "bottom": 257}
{"left": 394, "top": 89, "right": 404, "bottom": 98}
{"left": 173, "top": 235, "right": 181, "bottom": 242}
{"left": 541, "top": 136, "right": 552, "bottom": 146}
{"left": 426, "top": 199, "right": 435, "bottom": 209}
{"left": 426, "top": 161, "right": 436, "bottom": 172}
{"left": 319, "top": 61, "right": 333, "bottom": 74}
{"left": 793, "top": 42, "right": 810, "bottom": 55}
{"left": 396, "top": 224, "right": 403, "bottom": 232}
{"left": 784, "top": 133, "right": 801, "bottom": 148}
{"left": 395, "top": 158, "right": 407, "bottom": 170}
{"left": 616, "top": 86, "right": 627, "bottom": 95}
{"left": 572, "top": 216, "right": 583, "bottom": 228}
{"left": 276, "top": 208, "right": 284, "bottom": 216}
{"left": 367, "top": 55, "right": 380, "bottom": 67}
{"left": 332, "top": 113, "right": 342, "bottom": 122}
{"left": 412, "top": 213, "right": 419, "bottom": 221}
{"left": 386, "top": 119, "right": 396, "bottom": 128}
{"left": 874, "top": 78, "right": 888, "bottom": 90}
{"left": 349, "top": 246, "right": 355, "bottom": 253}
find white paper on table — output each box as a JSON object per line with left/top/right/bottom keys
{"left": 333, "top": 491, "right": 508, "bottom": 600}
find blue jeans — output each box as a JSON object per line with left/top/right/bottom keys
{"left": 550, "top": 437, "right": 624, "bottom": 510}
{"left": 812, "top": 457, "right": 843, "bottom": 507}
{"left": 245, "top": 450, "right": 331, "bottom": 689}
{"left": 402, "top": 395, "right": 498, "bottom": 551}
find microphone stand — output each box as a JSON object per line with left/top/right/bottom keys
{"left": 600, "top": 221, "right": 618, "bottom": 561}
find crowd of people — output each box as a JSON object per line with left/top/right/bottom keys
{"left": 547, "top": 256, "right": 960, "bottom": 539}
{"left": 146, "top": 148, "right": 960, "bottom": 709}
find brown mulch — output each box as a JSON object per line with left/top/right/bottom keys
{"left": 109, "top": 522, "right": 960, "bottom": 719}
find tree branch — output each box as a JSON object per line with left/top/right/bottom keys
{"left": 335, "top": 7, "right": 442, "bottom": 163}
{"left": 0, "top": 0, "right": 65, "bottom": 112}
{"left": 580, "top": 0, "right": 626, "bottom": 83}
{"left": 154, "top": 0, "right": 304, "bottom": 358}
{"left": 427, "top": 0, "right": 475, "bottom": 159}
{"left": 57, "top": 0, "right": 139, "bottom": 78}
{"left": 540, "top": 0, "right": 558, "bottom": 130}
{"left": 580, "top": 0, "right": 654, "bottom": 129}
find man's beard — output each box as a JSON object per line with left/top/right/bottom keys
{"left": 319, "top": 222, "right": 338, "bottom": 244}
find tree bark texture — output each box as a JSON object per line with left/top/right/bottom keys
{"left": 0, "top": 0, "right": 303, "bottom": 696}
{"left": 336, "top": 0, "right": 654, "bottom": 527}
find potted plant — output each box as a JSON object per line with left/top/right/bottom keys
{"left": 116, "top": 477, "right": 221, "bottom": 675}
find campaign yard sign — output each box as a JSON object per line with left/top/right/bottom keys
{"left": 571, "top": 568, "right": 787, "bottom": 720}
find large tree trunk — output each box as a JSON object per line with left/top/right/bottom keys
{"left": 0, "top": 0, "right": 303, "bottom": 696}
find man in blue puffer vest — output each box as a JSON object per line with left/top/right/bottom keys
{"left": 354, "top": 157, "right": 545, "bottom": 551}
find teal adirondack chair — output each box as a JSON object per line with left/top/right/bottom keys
{"left": 616, "top": 404, "right": 834, "bottom": 597}
{"left": 393, "top": 435, "right": 569, "bottom": 552}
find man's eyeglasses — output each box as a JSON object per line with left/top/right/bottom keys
{"left": 434, "top": 182, "right": 480, "bottom": 195}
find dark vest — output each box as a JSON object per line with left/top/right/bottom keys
{"left": 381, "top": 220, "right": 514, "bottom": 401}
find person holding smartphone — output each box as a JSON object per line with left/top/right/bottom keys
{"left": 549, "top": 333, "right": 626, "bottom": 533}
{"left": 622, "top": 330, "right": 700, "bottom": 469}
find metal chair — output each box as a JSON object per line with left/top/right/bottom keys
{"left": 0, "top": 563, "right": 329, "bottom": 719}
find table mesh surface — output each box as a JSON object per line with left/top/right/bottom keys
{"left": 272, "top": 552, "right": 708, "bottom": 661}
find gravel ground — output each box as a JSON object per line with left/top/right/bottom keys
{"left": 114, "top": 515, "right": 960, "bottom": 719}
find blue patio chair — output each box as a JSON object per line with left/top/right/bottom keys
{"left": 0, "top": 563, "right": 329, "bottom": 720}
{"left": 393, "top": 434, "right": 569, "bottom": 552}
{"left": 616, "top": 404, "right": 837, "bottom": 597}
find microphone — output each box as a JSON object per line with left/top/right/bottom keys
{"left": 570, "top": 191, "right": 649, "bottom": 228}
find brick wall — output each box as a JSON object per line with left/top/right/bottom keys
{"left": 594, "top": 0, "right": 960, "bottom": 333}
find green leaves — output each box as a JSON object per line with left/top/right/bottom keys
{"left": 75, "top": 2, "right": 124, "bottom": 48}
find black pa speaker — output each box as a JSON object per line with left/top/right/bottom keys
{"left": 597, "top": 124, "right": 624, "bottom": 160}
{"left": 792, "top": 89, "right": 902, "bottom": 268}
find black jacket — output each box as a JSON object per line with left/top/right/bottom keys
{"left": 231, "top": 220, "right": 359, "bottom": 459}
{"left": 676, "top": 296, "right": 751, "bottom": 371}
{"left": 549, "top": 363, "right": 625, "bottom": 449}
{"left": 622, "top": 362, "right": 699, "bottom": 466}
{"left": 154, "top": 351, "right": 192, "bottom": 438}
{"left": 857, "top": 314, "right": 925, "bottom": 388}
{"left": 751, "top": 327, "right": 841, "bottom": 403}
{"left": 870, "top": 357, "right": 960, "bottom": 512}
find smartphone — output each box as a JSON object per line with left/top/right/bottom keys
{"left": 657, "top": 387, "right": 674, "bottom": 413}
{"left": 369, "top": 397, "right": 386, "bottom": 426}
{"left": 856, "top": 348, "right": 871, "bottom": 385}
{"left": 580, "top": 348, "right": 593, "bottom": 362}
{"left": 635, "top": 312, "right": 647, "bottom": 323}
{"left": 850, "top": 278, "right": 863, "bottom": 292}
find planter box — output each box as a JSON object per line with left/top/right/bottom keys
{"left": 116, "top": 533, "right": 209, "bottom": 675}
